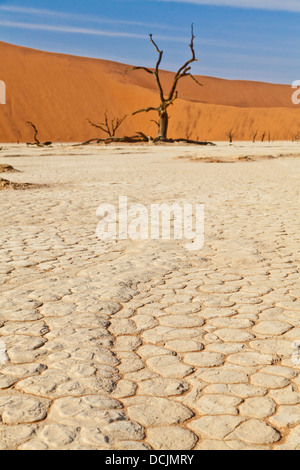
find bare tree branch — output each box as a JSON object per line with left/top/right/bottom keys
{"left": 26, "top": 121, "right": 52, "bottom": 147}
{"left": 151, "top": 119, "right": 160, "bottom": 128}
{"left": 132, "top": 106, "right": 159, "bottom": 116}
{"left": 135, "top": 131, "right": 150, "bottom": 141}
{"left": 125, "top": 66, "right": 153, "bottom": 75}
{"left": 26, "top": 121, "right": 41, "bottom": 145}
{"left": 168, "top": 25, "right": 202, "bottom": 100}
{"left": 166, "top": 90, "right": 178, "bottom": 106}
{"left": 87, "top": 119, "right": 109, "bottom": 135}
{"left": 149, "top": 33, "right": 165, "bottom": 102}
{"left": 88, "top": 111, "right": 127, "bottom": 137}
{"left": 176, "top": 24, "right": 198, "bottom": 76}
{"left": 187, "top": 73, "right": 203, "bottom": 87}
{"left": 125, "top": 34, "right": 164, "bottom": 102}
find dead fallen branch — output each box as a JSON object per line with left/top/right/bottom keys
{"left": 74, "top": 134, "right": 149, "bottom": 146}
{"left": 170, "top": 138, "right": 215, "bottom": 146}
{"left": 0, "top": 164, "right": 20, "bottom": 173}
{"left": 0, "top": 177, "right": 41, "bottom": 190}
{"left": 26, "top": 122, "right": 52, "bottom": 147}
{"left": 74, "top": 135, "right": 215, "bottom": 146}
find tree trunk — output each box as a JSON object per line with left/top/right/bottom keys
{"left": 157, "top": 111, "right": 168, "bottom": 141}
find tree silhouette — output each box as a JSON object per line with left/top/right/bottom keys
{"left": 26, "top": 121, "right": 52, "bottom": 147}
{"left": 88, "top": 111, "right": 127, "bottom": 138}
{"left": 251, "top": 130, "right": 258, "bottom": 143}
{"left": 226, "top": 129, "right": 235, "bottom": 144}
{"left": 127, "top": 25, "right": 202, "bottom": 141}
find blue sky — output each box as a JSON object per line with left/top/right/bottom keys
{"left": 1, "top": 0, "right": 300, "bottom": 84}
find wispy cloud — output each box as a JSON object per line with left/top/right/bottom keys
{"left": 0, "top": 20, "right": 188, "bottom": 42}
{"left": 0, "top": 5, "right": 180, "bottom": 30}
{"left": 0, "top": 18, "right": 290, "bottom": 54}
{"left": 151, "top": 0, "right": 300, "bottom": 12}
{"left": 0, "top": 19, "right": 274, "bottom": 51}
{"left": 0, "top": 21, "right": 144, "bottom": 38}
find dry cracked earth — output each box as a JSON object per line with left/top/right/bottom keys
{"left": 0, "top": 144, "right": 300, "bottom": 450}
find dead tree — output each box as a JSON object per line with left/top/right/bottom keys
{"left": 226, "top": 129, "right": 235, "bottom": 144}
{"left": 88, "top": 111, "right": 127, "bottom": 138}
{"left": 74, "top": 133, "right": 149, "bottom": 146}
{"left": 126, "top": 25, "right": 203, "bottom": 141}
{"left": 76, "top": 133, "right": 215, "bottom": 147}
{"left": 251, "top": 130, "right": 258, "bottom": 143}
{"left": 26, "top": 122, "right": 52, "bottom": 147}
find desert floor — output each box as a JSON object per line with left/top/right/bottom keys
{"left": 0, "top": 141, "right": 300, "bottom": 450}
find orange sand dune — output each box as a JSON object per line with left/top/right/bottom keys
{"left": 0, "top": 41, "right": 300, "bottom": 143}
